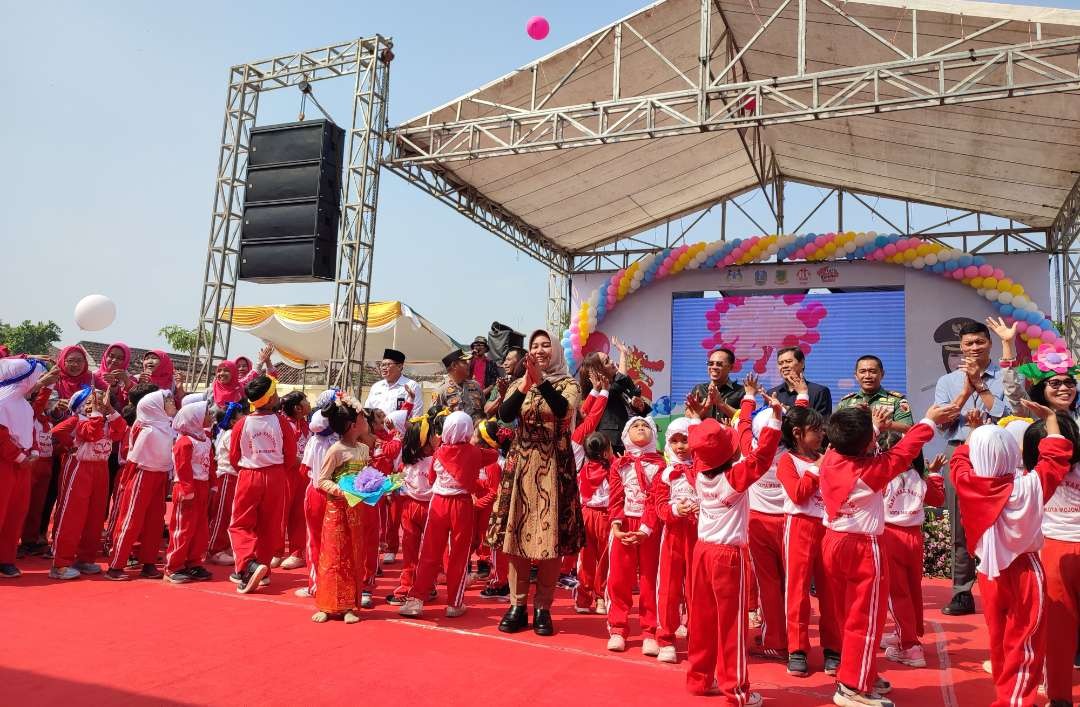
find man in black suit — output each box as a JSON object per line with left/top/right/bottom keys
{"left": 766, "top": 346, "right": 832, "bottom": 417}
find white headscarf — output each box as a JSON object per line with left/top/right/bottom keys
{"left": 1003, "top": 419, "right": 1032, "bottom": 470}
{"left": 529, "top": 330, "right": 571, "bottom": 383}
{"left": 968, "top": 425, "right": 1044, "bottom": 579}
{"left": 387, "top": 410, "right": 408, "bottom": 437}
{"left": 173, "top": 400, "right": 209, "bottom": 440}
{"left": 664, "top": 417, "right": 698, "bottom": 464}
{"left": 0, "top": 359, "right": 46, "bottom": 449}
{"left": 182, "top": 392, "right": 207, "bottom": 407}
{"left": 621, "top": 415, "right": 658, "bottom": 456}
{"left": 309, "top": 409, "right": 330, "bottom": 435}
{"left": 441, "top": 410, "right": 474, "bottom": 445}
{"left": 128, "top": 390, "right": 176, "bottom": 471}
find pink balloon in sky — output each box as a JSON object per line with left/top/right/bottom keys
{"left": 526, "top": 16, "right": 550, "bottom": 40}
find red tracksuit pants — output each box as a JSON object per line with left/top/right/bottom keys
{"left": 109, "top": 468, "right": 168, "bottom": 567}
{"left": 277, "top": 469, "right": 307, "bottom": 558}
{"left": 748, "top": 511, "right": 786, "bottom": 651}
{"left": 165, "top": 479, "right": 210, "bottom": 573}
{"left": 393, "top": 495, "right": 429, "bottom": 598}
{"left": 686, "top": 542, "right": 751, "bottom": 702}
{"left": 784, "top": 514, "right": 840, "bottom": 654}
{"left": 304, "top": 482, "right": 327, "bottom": 593}
{"left": 606, "top": 516, "right": 661, "bottom": 638}
{"left": 409, "top": 494, "right": 473, "bottom": 607}
{"left": 361, "top": 503, "right": 380, "bottom": 592}
{"left": 821, "top": 529, "right": 888, "bottom": 693}
{"left": 883, "top": 524, "right": 925, "bottom": 649}
{"left": 207, "top": 474, "right": 236, "bottom": 556}
{"left": 575, "top": 506, "right": 611, "bottom": 610}
{"left": 21, "top": 457, "right": 53, "bottom": 544}
{"left": 104, "top": 461, "right": 135, "bottom": 552}
{"left": 381, "top": 494, "right": 402, "bottom": 555}
{"left": 0, "top": 463, "right": 30, "bottom": 564}
{"left": 1041, "top": 538, "right": 1079, "bottom": 703}
{"left": 979, "top": 552, "right": 1048, "bottom": 707}
{"left": 658, "top": 518, "right": 697, "bottom": 647}
{"left": 229, "top": 466, "right": 285, "bottom": 574}
{"left": 52, "top": 459, "right": 109, "bottom": 567}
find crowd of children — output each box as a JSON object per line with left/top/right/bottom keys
{"left": 0, "top": 343, "right": 1077, "bottom": 707}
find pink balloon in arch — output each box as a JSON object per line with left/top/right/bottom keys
{"left": 526, "top": 16, "right": 550, "bottom": 40}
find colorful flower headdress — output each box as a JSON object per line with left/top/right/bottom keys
{"left": 1017, "top": 344, "right": 1080, "bottom": 385}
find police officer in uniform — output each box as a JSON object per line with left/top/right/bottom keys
{"left": 436, "top": 349, "right": 486, "bottom": 420}
{"left": 836, "top": 354, "right": 913, "bottom": 448}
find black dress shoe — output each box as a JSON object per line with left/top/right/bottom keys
{"left": 533, "top": 608, "right": 554, "bottom": 636}
{"left": 498, "top": 605, "right": 529, "bottom": 634}
{"left": 941, "top": 591, "right": 976, "bottom": 616}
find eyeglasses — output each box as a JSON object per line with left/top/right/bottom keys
{"left": 1046, "top": 378, "right": 1077, "bottom": 390}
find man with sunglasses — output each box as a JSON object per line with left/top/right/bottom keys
{"left": 364, "top": 348, "right": 422, "bottom": 417}
{"left": 933, "top": 320, "right": 1011, "bottom": 617}
{"left": 688, "top": 348, "right": 746, "bottom": 421}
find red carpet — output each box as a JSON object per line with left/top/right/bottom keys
{"left": 0, "top": 559, "right": 1018, "bottom": 705}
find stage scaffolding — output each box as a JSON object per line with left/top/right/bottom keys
{"left": 190, "top": 37, "right": 393, "bottom": 393}
{"left": 384, "top": 0, "right": 1080, "bottom": 345}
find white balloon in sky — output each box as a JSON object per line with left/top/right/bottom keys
{"left": 74, "top": 294, "right": 117, "bottom": 331}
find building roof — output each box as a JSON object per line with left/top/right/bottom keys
{"left": 391, "top": 0, "right": 1080, "bottom": 253}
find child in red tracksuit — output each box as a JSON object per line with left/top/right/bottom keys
{"left": 653, "top": 416, "right": 699, "bottom": 664}
{"left": 775, "top": 405, "right": 839, "bottom": 678}
{"left": 818, "top": 402, "right": 954, "bottom": 707}
{"left": 474, "top": 418, "right": 512, "bottom": 600}
{"left": 228, "top": 376, "right": 298, "bottom": 594}
{"left": 21, "top": 388, "right": 55, "bottom": 554}
{"left": 572, "top": 385, "right": 610, "bottom": 615}
{"left": 400, "top": 411, "right": 498, "bottom": 618}
{"left": 684, "top": 388, "right": 782, "bottom": 702}
{"left": 276, "top": 391, "right": 310, "bottom": 571}
{"left": 107, "top": 389, "right": 177, "bottom": 581}
{"left": 207, "top": 403, "right": 243, "bottom": 567}
{"left": 606, "top": 415, "right": 665, "bottom": 656}
{"left": 388, "top": 415, "right": 438, "bottom": 605}
{"left": 951, "top": 409, "right": 1073, "bottom": 707}
{"left": 164, "top": 400, "right": 214, "bottom": 584}
{"left": 880, "top": 452, "right": 946, "bottom": 668}
{"left": 50, "top": 389, "right": 126, "bottom": 580}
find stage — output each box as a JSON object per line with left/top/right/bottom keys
{"left": 0, "top": 557, "right": 1014, "bottom": 706}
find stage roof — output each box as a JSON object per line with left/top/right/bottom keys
{"left": 391, "top": 0, "right": 1080, "bottom": 254}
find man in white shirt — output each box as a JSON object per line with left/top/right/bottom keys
{"left": 364, "top": 348, "right": 422, "bottom": 417}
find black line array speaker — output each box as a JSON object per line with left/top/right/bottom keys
{"left": 239, "top": 119, "right": 346, "bottom": 283}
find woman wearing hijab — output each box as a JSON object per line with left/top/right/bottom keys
{"left": 488, "top": 330, "right": 585, "bottom": 636}
{"left": 56, "top": 346, "right": 93, "bottom": 401}
{"left": 93, "top": 343, "right": 132, "bottom": 405}
{"left": 950, "top": 408, "right": 1073, "bottom": 707}
{"left": 0, "top": 358, "right": 50, "bottom": 578}
{"left": 212, "top": 361, "right": 244, "bottom": 408}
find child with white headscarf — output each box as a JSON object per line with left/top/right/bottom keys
{"left": 950, "top": 410, "right": 1073, "bottom": 707}
{"left": 164, "top": 400, "right": 214, "bottom": 584}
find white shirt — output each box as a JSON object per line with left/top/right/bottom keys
{"left": 694, "top": 471, "right": 751, "bottom": 546}
{"left": 364, "top": 376, "right": 422, "bottom": 418}
{"left": 822, "top": 478, "right": 886, "bottom": 535}
{"left": 74, "top": 413, "right": 119, "bottom": 463}
{"left": 884, "top": 469, "right": 929, "bottom": 528}
{"left": 748, "top": 449, "right": 786, "bottom": 515}
{"left": 34, "top": 419, "right": 53, "bottom": 458}
{"left": 185, "top": 436, "right": 213, "bottom": 482}
{"left": 402, "top": 458, "right": 434, "bottom": 502}
{"left": 583, "top": 479, "right": 610, "bottom": 509}
{"left": 1043, "top": 463, "right": 1080, "bottom": 542}
{"left": 215, "top": 430, "right": 237, "bottom": 477}
{"left": 781, "top": 455, "right": 825, "bottom": 519}
{"left": 614, "top": 457, "right": 661, "bottom": 520}
{"left": 237, "top": 415, "right": 284, "bottom": 469}
{"left": 661, "top": 465, "right": 699, "bottom": 517}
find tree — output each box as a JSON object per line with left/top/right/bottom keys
{"left": 0, "top": 320, "right": 62, "bottom": 355}
{"left": 158, "top": 325, "right": 203, "bottom": 355}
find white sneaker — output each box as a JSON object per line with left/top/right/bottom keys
{"left": 360, "top": 592, "right": 374, "bottom": 609}
{"left": 657, "top": 645, "right": 678, "bottom": 663}
{"left": 269, "top": 557, "right": 282, "bottom": 569}
{"left": 48, "top": 566, "right": 80, "bottom": 580}
{"left": 208, "top": 551, "right": 234, "bottom": 566}
{"left": 294, "top": 587, "right": 312, "bottom": 598}
{"left": 445, "top": 604, "right": 467, "bottom": 618}
{"left": 279, "top": 555, "right": 304, "bottom": 570}
{"left": 574, "top": 606, "right": 593, "bottom": 614}
{"left": 675, "top": 624, "right": 688, "bottom": 639}
{"left": 885, "top": 644, "right": 926, "bottom": 667}
{"left": 607, "top": 634, "right": 626, "bottom": 652}
{"left": 982, "top": 659, "right": 993, "bottom": 674}
{"left": 745, "top": 693, "right": 762, "bottom": 706}
{"left": 594, "top": 598, "right": 607, "bottom": 615}
{"left": 832, "top": 683, "right": 895, "bottom": 707}
{"left": 880, "top": 631, "right": 900, "bottom": 650}
{"left": 382, "top": 552, "right": 396, "bottom": 564}
{"left": 398, "top": 597, "right": 423, "bottom": 617}
{"left": 642, "top": 637, "right": 660, "bottom": 657}
{"left": 73, "top": 562, "right": 101, "bottom": 575}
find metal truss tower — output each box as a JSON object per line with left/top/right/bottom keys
{"left": 191, "top": 37, "right": 393, "bottom": 394}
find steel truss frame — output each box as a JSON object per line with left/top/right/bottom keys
{"left": 1053, "top": 175, "right": 1080, "bottom": 350}
{"left": 191, "top": 38, "right": 393, "bottom": 393}
{"left": 387, "top": 0, "right": 1080, "bottom": 164}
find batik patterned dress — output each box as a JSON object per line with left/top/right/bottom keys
{"left": 314, "top": 442, "right": 369, "bottom": 614}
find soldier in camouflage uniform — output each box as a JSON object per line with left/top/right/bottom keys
{"left": 837, "top": 354, "right": 913, "bottom": 449}
{"left": 436, "top": 349, "right": 486, "bottom": 420}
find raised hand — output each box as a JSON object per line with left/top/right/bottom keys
{"left": 684, "top": 392, "right": 707, "bottom": 420}
{"left": 964, "top": 408, "right": 987, "bottom": 429}
{"left": 985, "top": 316, "right": 1018, "bottom": 343}
{"left": 258, "top": 343, "right": 275, "bottom": 364}
{"left": 1019, "top": 398, "right": 1055, "bottom": 420}
{"left": 925, "top": 403, "right": 961, "bottom": 426}
{"left": 871, "top": 405, "right": 892, "bottom": 431}
{"left": 762, "top": 391, "right": 783, "bottom": 419}
{"left": 38, "top": 366, "right": 61, "bottom": 387}
{"left": 742, "top": 372, "right": 760, "bottom": 398}
{"left": 927, "top": 453, "right": 948, "bottom": 474}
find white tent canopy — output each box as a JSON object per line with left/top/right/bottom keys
{"left": 224, "top": 302, "right": 460, "bottom": 376}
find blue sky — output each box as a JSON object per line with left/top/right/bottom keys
{"left": 2, "top": 0, "right": 1076, "bottom": 359}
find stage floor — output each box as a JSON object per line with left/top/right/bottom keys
{"left": 0, "top": 558, "right": 1039, "bottom": 706}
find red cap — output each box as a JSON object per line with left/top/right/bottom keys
{"left": 689, "top": 418, "right": 738, "bottom": 475}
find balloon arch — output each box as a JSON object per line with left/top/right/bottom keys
{"left": 562, "top": 231, "right": 1060, "bottom": 372}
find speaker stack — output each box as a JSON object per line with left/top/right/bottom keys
{"left": 239, "top": 119, "right": 346, "bottom": 282}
